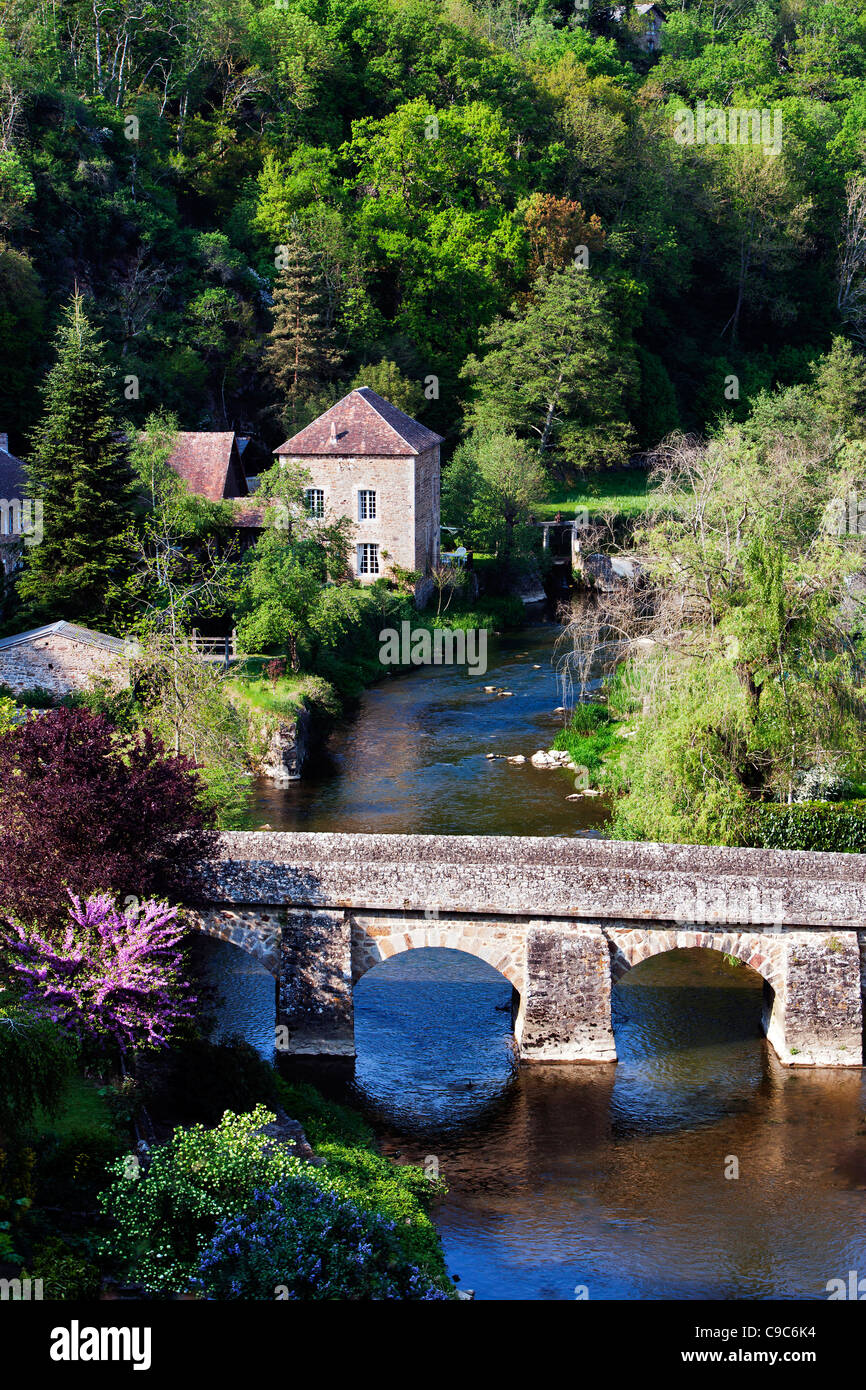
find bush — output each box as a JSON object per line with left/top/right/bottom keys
{"left": 137, "top": 1037, "right": 283, "bottom": 1129}
{"left": 99, "top": 1103, "right": 451, "bottom": 1297}
{"left": 198, "top": 1178, "right": 450, "bottom": 1300}
{"left": 0, "top": 1004, "right": 76, "bottom": 1140}
{"left": 274, "top": 1079, "right": 374, "bottom": 1149}
{"left": 552, "top": 703, "right": 620, "bottom": 777}
{"left": 746, "top": 800, "right": 866, "bottom": 852}
{"left": 0, "top": 707, "right": 217, "bottom": 929}
{"left": 99, "top": 1106, "right": 307, "bottom": 1292}
{"left": 23, "top": 1235, "right": 103, "bottom": 1300}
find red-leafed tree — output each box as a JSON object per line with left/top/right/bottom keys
{"left": 0, "top": 708, "right": 217, "bottom": 931}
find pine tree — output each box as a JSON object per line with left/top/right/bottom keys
{"left": 17, "top": 293, "right": 133, "bottom": 629}
{"left": 264, "top": 234, "right": 340, "bottom": 431}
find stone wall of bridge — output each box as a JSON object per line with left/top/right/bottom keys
{"left": 185, "top": 832, "right": 866, "bottom": 1068}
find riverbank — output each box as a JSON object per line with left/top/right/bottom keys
{"left": 247, "top": 624, "right": 611, "bottom": 836}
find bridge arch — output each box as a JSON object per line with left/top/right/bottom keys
{"left": 350, "top": 919, "right": 526, "bottom": 992}
{"left": 188, "top": 911, "right": 281, "bottom": 979}
{"left": 605, "top": 927, "right": 785, "bottom": 996}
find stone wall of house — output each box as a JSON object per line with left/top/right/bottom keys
{"left": 285, "top": 451, "right": 416, "bottom": 580}
{"left": 0, "top": 634, "right": 130, "bottom": 696}
{"left": 413, "top": 444, "right": 440, "bottom": 575}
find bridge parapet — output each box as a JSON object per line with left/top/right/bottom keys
{"left": 187, "top": 832, "right": 866, "bottom": 1068}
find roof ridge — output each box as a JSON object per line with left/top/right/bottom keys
{"left": 353, "top": 387, "right": 416, "bottom": 448}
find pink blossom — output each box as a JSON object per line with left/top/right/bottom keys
{"left": 4, "top": 893, "right": 197, "bottom": 1054}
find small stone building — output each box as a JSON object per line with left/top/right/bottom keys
{"left": 274, "top": 388, "right": 443, "bottom": 590}
{"left": 0, "top": 621, "right": 131, "bottom": 697}
{"left": 0, "top": 433, "right": 29, "bottom": 577}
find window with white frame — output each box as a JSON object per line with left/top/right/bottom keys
{"left": 358, "top": 489, "right": 376, "bottom": 521}
{"left": 357, "top": 542, "right": 380, "bottom": 576}
{"left": 305, "top": 487, "right": 325, "bottom": 518}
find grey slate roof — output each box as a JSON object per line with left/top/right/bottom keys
{"left": 0, "top": 443, "right": 27, "bottom": 502}
{"left": 0, "top": 621, "right": 130, "bottom": 654}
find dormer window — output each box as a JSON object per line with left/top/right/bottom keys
{"left": 358, "top": 489, "right": 376, "bottom": 521}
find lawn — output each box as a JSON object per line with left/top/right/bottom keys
{"left": 32, "top": 1074, "right": 117, "bottom": 1140}
{"left": 535, "top": 467, "right": 661, "bottom": 522}
{"left": 225, "top": 663, "right": 322, "bottom": 719}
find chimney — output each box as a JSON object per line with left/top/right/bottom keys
{"left": 0, "top": 434, "right": 8, "bottom": 453}
{"left": 328, "top": 420, "right": 338, "bottom": 446}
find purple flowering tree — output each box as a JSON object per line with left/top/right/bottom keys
{"left": 3, "top": 893, "right": 196, "bottom": 1059}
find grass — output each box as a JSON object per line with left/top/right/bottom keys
{"left": 535, "top": 467, "right": 661, "bottom": 522}
{"left": 551, "top": 703, "right": 626, "bottom": 781}
{"left": 225, "top": 666, "right": 334, "bottom": 720}
{"left": 31, "top": 1074, "right": 117, "bottom": 1141}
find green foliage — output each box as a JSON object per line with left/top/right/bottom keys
{"left": 552, "top": 703, "right": 621, "bottom": 777}
{"left": 0, "top": 1001, "right": 76, "bottom": 1141}
{"left": 99, "top": 1103, "right": 449, "bottom": 1296}
{"left": 746, "top": 800, "right": 866, "bottom": 852}
{"left": 22, "top": 1236, "right": 102, "bottom": 1301}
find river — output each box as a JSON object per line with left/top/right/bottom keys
{"left": 198, "top": 621, "right": 866, "bottom": 1301}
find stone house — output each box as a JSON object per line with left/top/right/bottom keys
{"left": 0, "top": 433, "right": 29, "bottom": 578}
{"left": 274, "top": 388, "right": 443, "bottom": 592}
{"left": 0, "top": 621, "right": 131, "bottom": 697}
{"left": 612, "top": 2, "right": 664, "bottom": 51}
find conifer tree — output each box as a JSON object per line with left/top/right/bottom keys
{"left": 264, "top": 234, "right": 340, "bottom": 431}
{"left": 17, "top": 292, "right": 133, "bottom": 628}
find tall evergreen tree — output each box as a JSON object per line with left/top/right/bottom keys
{"left": 264, "top": 234, "right": 340, "bottom": 432}
{"left": 17, "top": 293, "right": 133, "bottom": 629}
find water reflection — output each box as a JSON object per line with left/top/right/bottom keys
{"left": 351, "top": 948, "right": 517, "bottom": 1131}
{"left": 202, "top": 924, "right": 866, "bottom": 1300}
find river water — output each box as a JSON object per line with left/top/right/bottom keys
{"left": 199, "top": 621, "right": 866, "bottom": 1301}
{"left": 249, "top": 624, "right": 609, "bottom": 837}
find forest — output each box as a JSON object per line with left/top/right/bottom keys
{"left": 0, "top": 0, "right": 864, "bottom": 467}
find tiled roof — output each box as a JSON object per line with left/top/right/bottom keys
{"left": 164, "top": 432, "right": 248, "bottom": 502}
{"left": 0, "top": 621, "right": 129, "bottom": 654}
{"left": 232, "top": 503, "right": 265, "bottom": 529}
{"left": 0, "top": 443, "right": 27, "bottom": 501}
{"left": 275, "top": 388, "right": 443, "bottom": 458}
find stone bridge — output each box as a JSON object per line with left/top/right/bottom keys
{"left": 187, "top": 832, "right": 866, "bottom": 1068}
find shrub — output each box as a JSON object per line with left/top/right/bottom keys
{"left": 100, "top": 1104, "right": 451, "bottom": 1297}
{"left": 746, "top": 800, "right": 866, "bottom": 852}
{"left": 138, "top": 1037, "right": 283, "bottom": 1129}
{"left": 23, "top": 1235, "right": 102, "bottom": 1300}
{"left": 0, "top": 708, "right": 217, "bottom": 929}
{"left": 0, "top": 1003, "right": 75, "bottom": 1140}
{"left": 4, "top": 895, "right": 195, "bottom": 1057}
{"left": 99, "top": 1106, "right": 310, "bottom": 1292}
{"left": 198, "top": 1178, "right": 450, "bottom": 1300}
{"left": 552, "top": 703, "right": 619, "bottom": 777}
